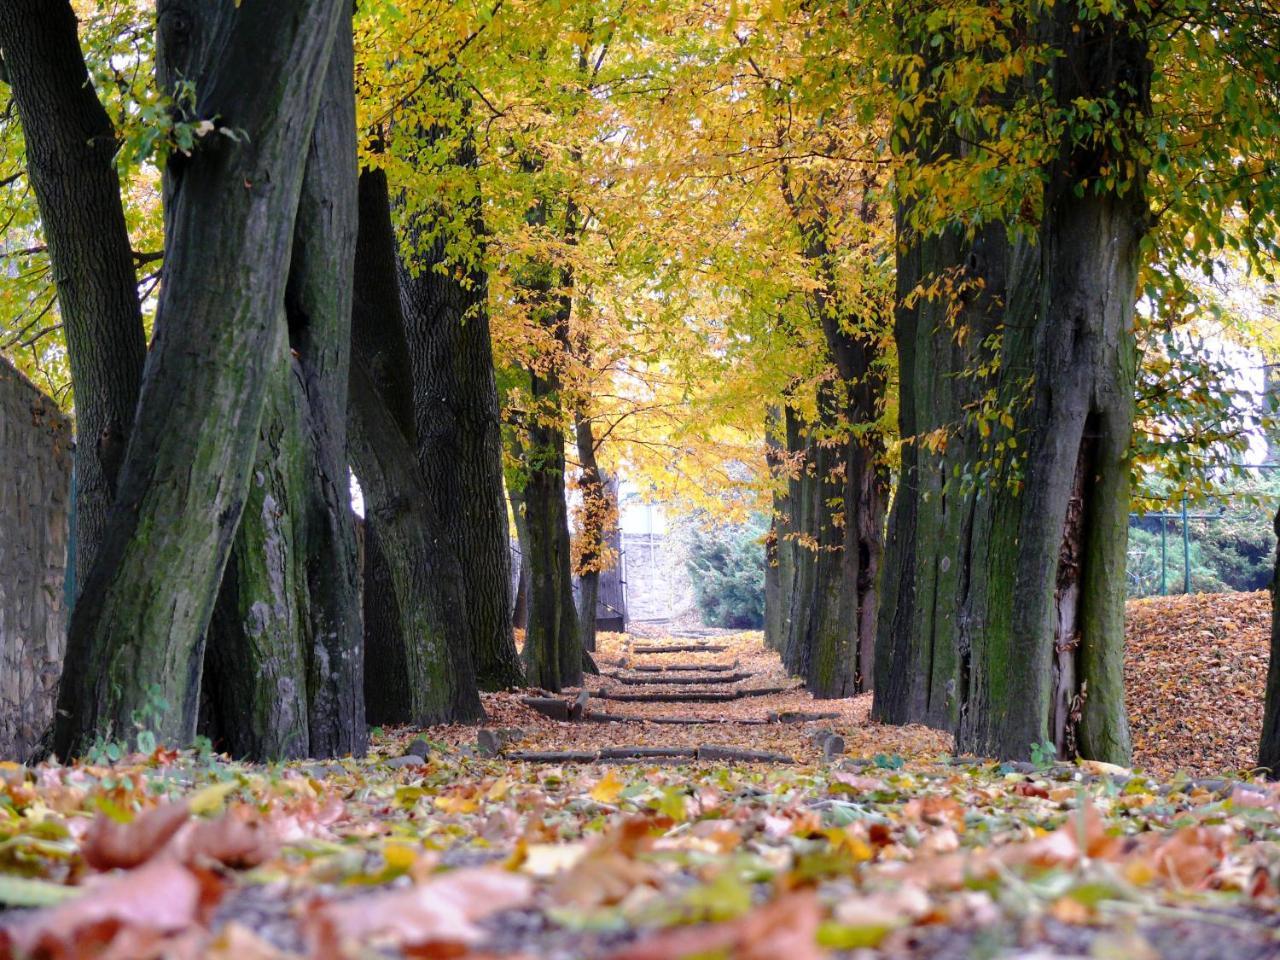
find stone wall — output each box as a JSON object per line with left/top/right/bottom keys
{"left": 0, "top": 358, "right": 71, "bottom": 759}
{"left": 621, "top": 531, "right": 696, "bottom": 623}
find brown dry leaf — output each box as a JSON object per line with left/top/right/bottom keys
{"left": 604, "top": 890, "right": 826, "bottom": 960}
{"left": 81, "top": 801, "right": 190, "bottom": 871}
{"left": 4, "top": 859, "right": 222, "bottom": 959}
{"left": 305, "top": 866, "right": 532, "bottom": 959}
{"left": 550, "top": 817, "right": 663, "bottom": 908}
{"left": 180, "top": 805, "right": 279, "bottom": 869}
{"left": 1125, "top": 592, "right": 1269, "bottom": 776}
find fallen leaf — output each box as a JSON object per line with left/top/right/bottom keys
{"left": 306, "top": 866, "right": 532, "bottom": 959}
{"left": 81, "top": 802, "right": 190, "bottom": 871}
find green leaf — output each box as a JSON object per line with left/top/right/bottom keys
{"left": 0, "top": 875, "right": 81, "bottom": 908}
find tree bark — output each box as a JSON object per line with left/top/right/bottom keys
{"left": 349, "top": 167, "right": 483, "bottom": 725}
{"left": 396, "top": 119, "right": 521, "bottom": 692}
{"left": 573, "top": 414, "right": 614, "bottom": 655}
{"left": 1260, "top": 508, "right": 1280, "bottom": 776}
{"left": 0, "top": 0, "right": 147, "bottom": 601}
{"left": 202, "top": 19, "right": 364, "bottom": 760}
{"left": 52, "top": 0, "right": 346, "bottom": 757}
{"left": 347, "top": 363, "right": 484, "bottom": 725}
{"left": 876, "top": 1, "right": 1146, "bottom": 763}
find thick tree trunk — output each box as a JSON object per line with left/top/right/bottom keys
{"left": 0, "top": 0, "right": 147, "bottom": 600}
{"left": 352, "top": 168, "right": 417, "bottom": 726}
{"left": 874, "top": 223, "right": 1007, "bottom": 730}
{"left": 202, "top": 22, "right": 364, "bottom": 760}
{"left": 878, "top": 1, "right": 1146, "bottom": 764}
{"left": 397, "top": 128, "right": 521, "bottom": 690}
{"left": 203, "top": 353, "right": 312, "bottom": 760}
{"left": 573, "top": 414, "right": 614, "bottom": 655}
{"left": 1259, "top": 508, "right": 1280, "bottom": 776}
{"left": 519, "top": 407, "right": 583, "bottom": 690}
{"left": 362, "top": 521, "right": 411, "bottom": 726}
{"left": 285, "top": 21, "right": 364, "bottom": 757}
{"left": 347, "top": 364, "right": 484, "bottom": 724}
{"left": 956, "top": 5, "right": 1146, "bottom": 763}
{"left": 52, "top": 0, "right": 346, "bottom": 758}
{"left": 349, "top": 168, "right": 483, "bottom": 725}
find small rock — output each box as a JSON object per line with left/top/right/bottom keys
{"left": 382, "top": 755, "right": 426, "bottom": 769}
{"left": 404, "top": 738, "right": 432, "bottom": 759}
{"left": 476, "top": 729, "right": 503, "bottom": 757}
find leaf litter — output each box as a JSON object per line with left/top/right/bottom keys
{"left": 1, "top": 626, "right": 1279, "bottom": 958}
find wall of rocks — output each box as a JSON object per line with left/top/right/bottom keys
{"left": 0, "top": 358, "right": 71, "bottom": 759}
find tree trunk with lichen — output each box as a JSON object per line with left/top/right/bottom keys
{"left": 876, "top": 1, "right": 1145, "bottom": 764}
{"left": 197, "top": 13, "right": 363, "bottom": 761}
{"left": 52, "top": 0, "right": 347, "bottom": 758}
{"left": 348, "top": 167, "right": 483, "bottom": 726}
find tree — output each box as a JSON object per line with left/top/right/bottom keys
{"left": 203, "top": 16, "right": 365, "bottom": 760}
{"left": 0, "top": 0, "right": 147, "bottom": 599}
{"left": 53, "top": 0, "right": 350, "bottom": 757}
{"left": 349, "top": 166, "right": 484, "bottom": 726}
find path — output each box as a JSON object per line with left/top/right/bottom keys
{"left": 427, "top": 629, "right": 944, "bottom": 765}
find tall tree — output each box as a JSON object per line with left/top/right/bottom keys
{"left": 396, "top": 113, "right": 523, "bottom": 692}
{"left": 350, "top": 166, "right": 484, "bottom": 726}
{"left": 203, "top": 16, "right": 365, "bottom": 760}
{"left": 53, "top": 0, "right": 348, "bottom": 757}
{"left": 875, "top": 0, "right": 1149, "bottom": 762}
{"left": 0, "top": 0, "right": 147, "bottom": 597}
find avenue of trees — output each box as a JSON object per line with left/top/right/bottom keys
{"left": 1, "top": 0, "right": 1279, "bottom": 768}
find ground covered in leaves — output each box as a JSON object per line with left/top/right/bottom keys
{"left": 1125, "top": 591, "right": 1271, "bottom": 777}
{"left": 3, "top": 626, "right": 1280, "bottom": 959}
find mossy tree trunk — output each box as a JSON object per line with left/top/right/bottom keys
{"left": 53, "top": 0, "right": 347, "bottom": 758}
{"left": 876, "top": 1, "right": 1146, "bottom": 764}
{"left": 348, "top": 167, "right": 483, "bottom": 726}
{"left": 396, "top": 118, "right": 521, "bottom": 693}
{"left": 202, "top": 21, "right": 365, "bottom": 760}
{"left": 0, "top": 0, "right": 147, "bottom": 600}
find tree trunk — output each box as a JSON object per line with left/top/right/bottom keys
{"left": 874, "top": 222, "right": 1007, "bottom": 730}
{"left": 203, "top": 352, "right": 312, "bottom": 760}
{"left": 0, "top": 0, "right": 147, "bottom": 601}
{"left": 512, "top": 549, "right": 530, "bottom": 631}
{"left": 347, "top": 363, "right": 484, "bottom": 724}
{"left": 362, "top": 521, "right": 411, "bottom": 725}
{"left": 877, "top": 1, "right": 1147, "bottom": 764}
{"left": 763, "top": 408, "right": 786, "bottom": 652}
{"left": 396, "top": 121, "right": 521, "bottom": 691}
{"left": 52, "top": 0, "right": 347, "bottom": 758}
{"left": 201, "top": 20, "right": 364, "bottom": 760}
{"left": 351, "top": 167, "right": 417, "bottom": 726}
{"left": 284, "top": 19, "right": 364, "bottom": 758}
{"left": 518, "top": 407, "right": 582, "bottom": 690}
{"left": 573, "top": 414, "right": 614, "bottom": 655}
{"left": 1259, "top": 508, "right": 1280, "bottom": 776}
{"left": 349, "top": 168, "right": 483, "bottom": 725}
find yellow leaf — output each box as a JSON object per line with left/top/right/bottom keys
{"left": 589, "top": 770, "right": 625, "bottom": 805}
{"left": 187, "top": 779, "right": 240, "bottom": 816}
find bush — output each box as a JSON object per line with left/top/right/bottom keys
{"left": 684, "top": 514, "right": 767, "bottom": 629}
{"left": 1126, "top": 476, "right": 1278, "bottom": 597}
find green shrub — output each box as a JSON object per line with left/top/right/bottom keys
{"left": 684, "top": 514, "right": 767, "bottom": 629}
